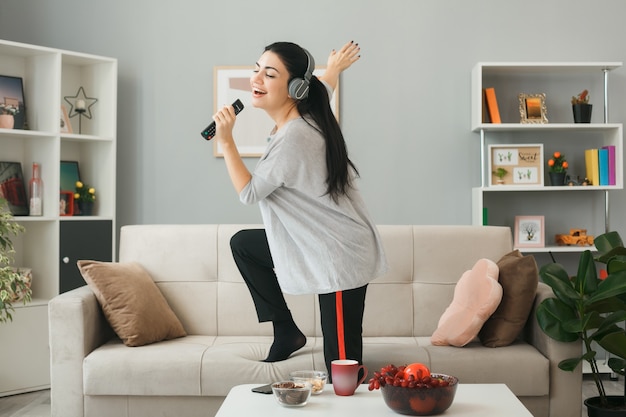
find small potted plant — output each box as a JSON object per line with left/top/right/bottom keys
{"left": 0, "top": 197, "right": 31, "bottom": 323}
{"left": 572, "top": 89, "right": 592, "bottom": 123}
{"left": 74, "top": 181, "right": 96, "bottom": 216}
{"left": 492, "top": 167, "right": 508, "bottom": 185}
{"left": 0, "top": 103, "right": 19, "bottom": 129}
{"left": 547, "top": 151, "right": 568, "bottom": 186}
{"left": 537, "top": 230, "right": 626, "bottom": 415}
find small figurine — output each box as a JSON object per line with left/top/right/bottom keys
{"left": 555, "top": 229, "right": 594, "bottom": 246}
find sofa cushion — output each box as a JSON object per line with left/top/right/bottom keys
{"left": 78, "top": 260, "right": 186, "bottom": 347}
{"left": 479, "top": 250, "right": 539, "bottom": 347}
{"left": 431, "top": 258, "right": 501, "bottom": 347}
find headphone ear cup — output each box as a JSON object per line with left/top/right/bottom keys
{"left": 288, "top": 77, "right": 309, "bottom": 100}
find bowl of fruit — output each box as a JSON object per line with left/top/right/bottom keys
{"left": 368, "top": 363, "right": 458, "bottom": 416}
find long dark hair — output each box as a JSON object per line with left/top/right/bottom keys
{"left": 264, "top": 42, "right": 359, "bottom": 201}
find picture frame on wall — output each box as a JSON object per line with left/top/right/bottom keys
{"left": 488, "top": 144, "right": 544, "bottom": 186}
{"left": 59, "top": 191, "right": 74, "bottom": 216}
{"left": 0, "top": 161, "right": 29, "bottom": 215}
{"left": 514, "top": 215, "right": 545, "bottom": 248}
{"left": 0, "top": 75, "right": 27, "bottom": 129}
{"left": 60, "top": 160, "right": 81, "bottom": 192}
{"left": 212, "top": 66, "right": 339, "bottom": 157}
{"left": 519, "top": 93, "right": 548, "bottom": 124}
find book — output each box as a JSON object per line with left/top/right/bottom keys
{"left": 483, "top": 88, "right": 501, "bottom": 124}
{"left": 598, "top": 148, "right": 609, "bottom": 186}
{"left": 585, "top": 148, "right": 599, "bottom": 186}
{"left": 602, "top": 145, "right": 616, "bottom": 185}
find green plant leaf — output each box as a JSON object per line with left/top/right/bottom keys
{"left": 558, "top": 357, "right": 582, "bottom": 372}
{"left": 587, "top": 270, "right": 626, "bottom": 305}
{"left": 536, "top": 298, "right": 579, "bottom": 342}
{"left": 598, "top": 330, "right": 626, "bottom": 361}
{"left": 594, "top": 231, "right": 624, "bottom": 255}
{"left": 575, "top": 250, "right": 598, "bottom": 295}
{"left": 539, "top": 263, "right": 578, "bottom": 305}
{"left": 607, "top": 358, "right": 626, "bottom": 376}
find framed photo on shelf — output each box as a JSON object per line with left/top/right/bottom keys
{"left": 0, "top": 161, "right": 29, "bottom": 215}
{"left": 488, "top": 144, "right": 544, "bottom": 186}
{"left": 60, "top": 105, "right": 73, "bottom": 133}
{"left": 212, "top": 66, "right": 339, "bottom": 157}
{"left": 514, "top": 216, "right": 545, "bottom": 248}
{"left": 0, "top": 75, "right": 27, "bottom": 129}
{"left": 59, "top": 191, "right": 74, "bottom": 216}
{"left": 519, "top": 93, "right": 548, "bottom": 124}
{"left": 60, "top": 160, "right": 81, "bottom": 191}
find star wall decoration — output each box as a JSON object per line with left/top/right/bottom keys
{"left": 63, "top": 86, "right": 98, "bottom": 119}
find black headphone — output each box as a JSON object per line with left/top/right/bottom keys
{"left": 288, "top": 48, "right": 315, "bottom": 100}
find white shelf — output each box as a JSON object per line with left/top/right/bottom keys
{"left": 473, "top": 122, "right": 622, "bottom": 133}
{"left": 471, "top": 62, "right": 623, "bottom": 250}
{"left": 516, "top": 245, "right": 597, "bottom": 254}
{"left": 0, "top": 38, "right": 117, "bottom": 396}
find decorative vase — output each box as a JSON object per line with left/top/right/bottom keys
{"left": 77, "top": 201, "right": 94, "bottom": 216}
{"left": 0, "top": 114, "right": 15, "bottom": 129}
{"left": 573, "top": 103, "right": 593, "bottom": 123}
{"left": 549, "top": 172, "right": 566, "bottom": 186}
{"left": 584, "top": 396, "right": 626, "bottom": 417}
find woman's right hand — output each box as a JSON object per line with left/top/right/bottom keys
{"left": 212, "top": 103, "right": 237, "bottom": 146}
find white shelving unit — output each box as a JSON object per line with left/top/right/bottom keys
{"left": 471, "top": 62, "right": 623, "bottom": 253}
{"left": 0, "top": 39, "right": 117, "bottom": 395}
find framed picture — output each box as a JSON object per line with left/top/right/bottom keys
{"left": 59, "top": 191, "right": 74, "bottom": 216}
{"left": 60, "top": 161, "right": 81, "bottom": 192}
{"left": 212, "top": 66, "right": 339, "bottom": 157}
{"left": 488, "top": 144, "right": 544, "bottom": 186}
{"left": 519, "top": 93, "right": 548, "bottom": 124}
{"left": 60, "top": 105, "right": 73, "bottom": 133}
{"left": 514, "top": 216, "right": 545, "bottom": 248}
{"left": 0, "top": 75, "right": 27, "bottom": 129}
{"left": 0, "top": 161, "right": 29, "bottom": 215}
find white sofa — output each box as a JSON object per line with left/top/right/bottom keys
{"left": 48, "top": 224, "right": 581, "bottom": 417}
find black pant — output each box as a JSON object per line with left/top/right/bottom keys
{"left": 230, "top": 229, "right": 367, "bottom": 373}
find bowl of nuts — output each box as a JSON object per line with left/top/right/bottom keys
{"left": 271, "top": 381, "right": 312, "bottom": 407}
{"left": 369, "top": 363, "right": 458, "bottom": 416}
{"left": 289, "top": 370, "right": 328, "bottom": 395}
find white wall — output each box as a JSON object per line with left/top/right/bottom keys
{"left": 1, "top": 0, "right": 625, "bottom": 246}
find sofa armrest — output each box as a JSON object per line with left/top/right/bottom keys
{"left": 524, "top": 281, "right": 582, "bottom": 417}
{"left": 49, "top": 285, "right": 114, "bottom": 417}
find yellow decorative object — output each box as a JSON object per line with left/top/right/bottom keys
{"left": 554, "top": 229, "right": 594, "bottom": 246}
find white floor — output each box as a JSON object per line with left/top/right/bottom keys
{"left": 0, "top": 375, "right": 623, "bottom": 417}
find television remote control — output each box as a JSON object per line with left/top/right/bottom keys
{"left": 201, "top": 99, "right": 245, "bottom": 140}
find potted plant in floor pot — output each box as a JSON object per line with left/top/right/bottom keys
{"left": 0, "top": 197, "right": 31, "bottom": 323}
{"left": 537, "top": 230, "right": 626, "bottom": 416}
{"left": 572, "top": 89, "right": 593, "bottom": 123}
{"left": 547, "top": 151, "right": 568, "bottom": 186}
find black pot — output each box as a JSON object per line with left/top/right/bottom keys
{"left": 573, "top": 103, "right": 593, "bottom": 123}
{"left": 584, "top": 396, "right": 626, "bottom": 417}
{"left": 549, "top": 172, "right": 566, "bottom": 186}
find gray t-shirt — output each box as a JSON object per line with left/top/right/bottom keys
{"left": 239, "top": 116, "right": 388, "bottom": 295}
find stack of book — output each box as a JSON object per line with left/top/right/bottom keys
{"left": 585, "top": 146, "right": 616, "bottom": 186}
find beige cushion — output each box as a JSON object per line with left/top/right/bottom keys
{"left": 479, "top": 250, "right": 538, "bottom": 347}
{"left": 77, "top": 260, "right": 186, "bottom": 347}
{"left": 431, "top": 258, "right": 501, "bottom": 347}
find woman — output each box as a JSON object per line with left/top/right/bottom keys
{"left": 212, "top": 41, "right": 387, "bottom": 373}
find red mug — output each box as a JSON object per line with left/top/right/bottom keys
{"left": 331, "top": 359, "right": 368, "bottom": 396}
